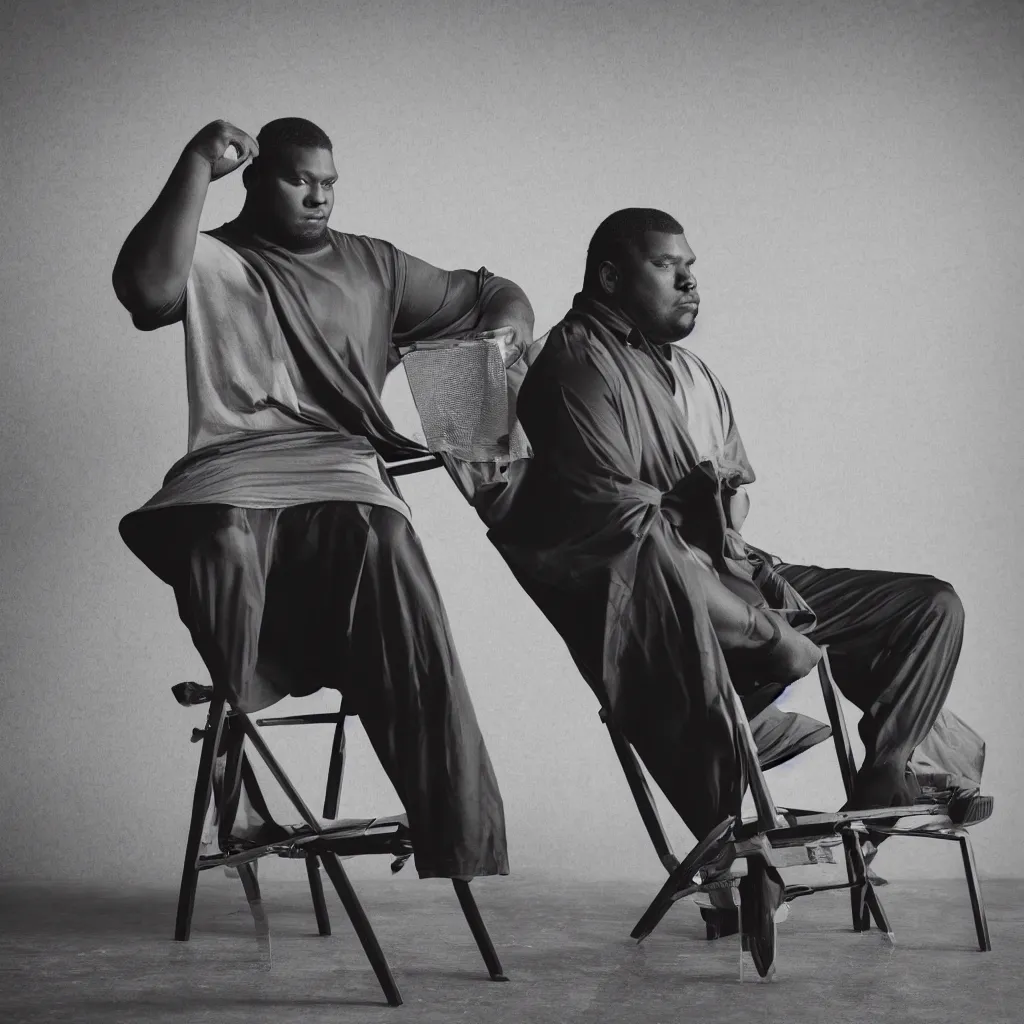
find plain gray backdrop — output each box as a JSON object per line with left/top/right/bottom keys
{"left": 0, "top": 0, "right": 1021, "bottom": 888}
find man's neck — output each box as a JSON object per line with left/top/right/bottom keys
{"left": 229, "top": 210, "right": 331, "bottom": 254}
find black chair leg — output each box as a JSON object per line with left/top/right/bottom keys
{"left": 632, "top": 816, "right": 735, "bottom": 942}
{"left": 306, "top": 853, "right": 332, "bottom": 936}
{"left": 865, "top": 882, "right": 894, "bottom": 939}
{"left": 217, "top": 717, "right": 247, "bottom": 848}
{"left": 238, "top": 860, "right": 272, "bottom": 968}
{"left": 175, "top": 698, "right": 227, "bottom": 941}
{"left": 452, "top": 879, "right": 507, "bottom": 981}
{"left": 958, "top": 833, "right": 992, "bottom": 952}
{"left": 842, "top": 831, "right": 872, "bottom": 932}
{"left": 319, "top": 852, "right": 403, "bottom": 1007}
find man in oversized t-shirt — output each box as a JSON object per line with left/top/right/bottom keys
{"left": 112, "top": 117, "right": 534, "bottom": 880}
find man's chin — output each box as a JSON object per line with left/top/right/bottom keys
{"left": 286, "top": 222, "right": 330, "bottom": 247}
{"left": 653, "top": 314, "right": 697, "bottom": 345}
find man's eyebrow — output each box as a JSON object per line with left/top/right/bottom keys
{"left": 287, "top": 169, "right": 338, "bottom": 182}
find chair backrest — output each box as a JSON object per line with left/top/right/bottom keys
{"left": 815, "top": 648, "right": 857, "bottom": 801}
{"left": 599, "top": 647, "right": 848, "bottom": 873}
{"left": 599, "top": 707, "right": 680, "bottom": 873}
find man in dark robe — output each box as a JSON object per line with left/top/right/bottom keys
{"left": 112, "top": 117, "right": 534, "bottom": 880}
{"left": 458, "top": 208, "right": 991, "bottom": 948}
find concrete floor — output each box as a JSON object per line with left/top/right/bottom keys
{"left": 1, "top": 873, "right": 1021, "bottom": 1023}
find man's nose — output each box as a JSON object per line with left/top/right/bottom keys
{"left": 304, "top": 186, "right": 328, "bottom": 207}
{"left": 677, "top": 267, "right": 697, "bottom": 291}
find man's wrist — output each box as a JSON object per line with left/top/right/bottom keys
{"left": 176, "top": 148, "right": 216, "bottom": 186}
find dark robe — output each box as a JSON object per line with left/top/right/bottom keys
{"left": 450, "top": 294, "right": 982, "bottom": 837}
{"left": 464, "top": 296, "right": 814, "bottom": 838}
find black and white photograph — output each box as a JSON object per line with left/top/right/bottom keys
{"left": 1, "top": 1, "right": 1021, "bottom": 1021}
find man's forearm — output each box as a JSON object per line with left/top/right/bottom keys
{"left": 112, "top": 150, "right": 212, "bottom": 316}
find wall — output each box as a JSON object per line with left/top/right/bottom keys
{"left": 0, "top": 0, "right": 1021, "bottom": 887}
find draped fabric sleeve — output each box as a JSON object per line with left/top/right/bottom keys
{"left": 125, "top": 231, "right": 224, "bottom": 332}
{"left": 524, "top": 345, "right": 636, "bottom": 479}
{"left": 506, "top": 331, "right": 733, "bottom": 578}
{"left": 687, "top": 360, "right": 816, "bottom": 629}
{"left": 500, "top": 332, "right": 669, "bottom": 574}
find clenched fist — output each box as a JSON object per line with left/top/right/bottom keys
{"left": 183, "top": 120, "right": 259, "bottom": 181}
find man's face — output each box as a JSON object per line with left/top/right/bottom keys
{"left": 253, "top": 144, "right": 337, "bottom": 246}
{"left": 613, "top": 230, "right": 699, "bottom": 344}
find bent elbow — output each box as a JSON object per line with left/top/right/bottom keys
{"left": 111, "top": 261, "right": 133, "bottom": 309}
{"left": 112, "top": 263, "right": 183, "bottom": 331}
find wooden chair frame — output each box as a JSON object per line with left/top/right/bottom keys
{"left": 603, "top": 647, "right": 991, "bottom": 964}
{"left": 173, "top": 692, "right": 507, "bottom": 1006}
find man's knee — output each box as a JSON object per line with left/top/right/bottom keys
{"left": 364, "top": 506, "right": 448, "bottom": 617}
{"left": 194, "top": 509, "right": 257, "bottom": 566}
{"left": 368, "top": 506, "right": 418, "bottom": 555}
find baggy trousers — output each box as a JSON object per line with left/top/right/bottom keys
{"left": 147, "top": 500, "right": 508, "bottom": 879}
{"left": 777, "top": 562, "right": 965, "bottom": 803}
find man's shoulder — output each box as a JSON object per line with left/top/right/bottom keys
{"left": 324, "top": 230, "right": 405, "bottom": 279}
{"left": 197, "top": 228, "right": 237, "bottom": 253}
{"left": 327, "top": 228, "right": 397, "bottom": 256}
{"left": 533, "top": 317, "right": 590, "bottom": 364}
{"left": 189, "top": 230, "right": 252, "bottom": 281}
{"left": 543, "top": 313, "right": 603, "bottom": 355}
{"left": 524, "top": 316, "right": 615, "bottom": 393}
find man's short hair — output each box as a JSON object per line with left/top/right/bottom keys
{"left": 251, "top": 117, "right": 333, "bottom": 174}
{"left": 582, "top": 208, "right": 685, "bottom": 292}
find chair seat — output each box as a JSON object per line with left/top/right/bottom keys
{"left": 206, "top": 814, "right": 412, "bottom": 867}
{"left": 310, "top": 814, "right": 413, "bottom": 860}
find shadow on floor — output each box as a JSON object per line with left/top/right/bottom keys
{"left": 1, "top": 876, "right": 1021, "bottom": 1024}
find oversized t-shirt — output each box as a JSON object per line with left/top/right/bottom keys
{"left": 123, "top": 225, "right": 500, "bottom": 522}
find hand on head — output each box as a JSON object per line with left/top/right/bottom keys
{"left": 185, "top": 120, "right": 259, "bottom": 180}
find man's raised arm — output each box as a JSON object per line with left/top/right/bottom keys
{"left": 112, "top": 120, "right": 258, "bottom": 329}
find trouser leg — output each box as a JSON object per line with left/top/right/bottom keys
{"left": 169, "top": 506, "right": 281, "bottom": 842}
{"left": 264, "top": 502, "right": 509, "bottom": 878}
{"left": 777, "top": 562, "right": 964, "bottom": 806}
{"left": 170, "top": 506, "right": 278, "bottom": 712}
{"left": 346, "top": 506, "right": 508, "bottom": 878}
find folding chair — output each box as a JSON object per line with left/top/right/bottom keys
{"left": 170, "top": 454, "right": 506, "bottom": 1007}
{"left": 603, "top": 646, "right": 991, "bottom": 977}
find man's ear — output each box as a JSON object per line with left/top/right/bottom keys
{"left": 597, "top": 260, "right": 619, "bottom": 297}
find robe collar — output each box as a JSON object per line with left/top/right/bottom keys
{"left": 570, "top": 292, "right": 648, "bottom": 348}
{"left": 568, "top": 292, "right": 676, "bottom": 390}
